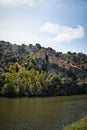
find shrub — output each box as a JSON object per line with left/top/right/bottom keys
{"left": 63, "top": 115, "right": 87, "bottom": 130}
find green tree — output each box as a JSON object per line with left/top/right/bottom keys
{"left": 2, "top": 72, "right": 18, "bottom": 96}
{"left": 35, "top": 70, "right": 48, "bottom": 96}
{"left": 28, "top": 52, "right": 36, "bottom": 69}
{"left": 61, "top": 77, "right": 73, "bottom": 95}
{"left": 47, "top": 73, "right": 61, "bottom": 96}
{"left": 76, "top": 78, "right": 87, "bottom": 94}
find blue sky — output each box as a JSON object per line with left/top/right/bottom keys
{"left": 0, "top": 0, "right": 87, "bottom": 53}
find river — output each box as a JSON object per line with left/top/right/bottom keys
{"left": 0, "top": 95, "right": 87, "bottom": 130}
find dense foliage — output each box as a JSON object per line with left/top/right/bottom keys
{"left": 0, "top": 62, "right": 87, "bottom": 97}
{"left": 63, "top": 115, "right": 87, "bottom": 130}
{"left": 0, "top": 41, "right": 87, "bottom": 97}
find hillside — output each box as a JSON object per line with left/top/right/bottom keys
{"left": 0, "top": 40, "right": 87, "bottom": 97}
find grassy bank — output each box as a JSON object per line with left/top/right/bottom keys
{"left": 63, "top": 115, "right": 87, "bottom": 130}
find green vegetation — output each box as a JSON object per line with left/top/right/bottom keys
{"left": 0, "top": 61, "right": 87, "bottom": 97}
{"left": 1, "top": 63, "right": 48, "bottom": 97}
{"left": 63, "top": 115, "right": 87, "bottom": 130}
{"left": 0, "top": 41, "right": 87, "bottom": 97}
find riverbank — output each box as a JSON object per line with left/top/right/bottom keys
{"left": 0, "top": 93, "right": 87, "bottom": 98}
{"left": 63, "top": 115, "right": 87, "bottom": 130}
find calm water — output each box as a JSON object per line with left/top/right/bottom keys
{"left": 0, "top": 95, "right": 87, "bottom": 130}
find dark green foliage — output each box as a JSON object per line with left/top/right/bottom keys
{"left": 47, "top": 73, "right": 61, "bottom": 96}
{"left": 76, "top": 78, "right": 87, "bottom": 94}
{"left": 36, "top": 43, "right": 41, "bottom": 50}
{"left": 61, "top": 77, "right": 72, "bottom": 95}
{"left": 60, "top": 52, "right": 87, "bottom": 70}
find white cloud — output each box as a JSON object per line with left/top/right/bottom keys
{"left": 39, "top": 22, "right": 62, "bottom": 34}
{"left": 0, "top": 0, "right": 86, "bottom": 7}
{"left": 0, "top": 0, "right": 35, "bottom": 6}
{"left": 0, "top": 0, "right": 57, "bottom": 6}
{"left": 39, "top": 22, "right": 85, "bottom": 43}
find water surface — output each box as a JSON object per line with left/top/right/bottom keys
{"left": 0, "top": 95, "right": 87, "bottom": 130}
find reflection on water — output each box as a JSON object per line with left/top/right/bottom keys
{"left": 0, "top": 95, "right": 87, "bottom": 130}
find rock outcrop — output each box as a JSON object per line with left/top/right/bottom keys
{"left": 0, "top": 40, "right": 87, "bottom": 79}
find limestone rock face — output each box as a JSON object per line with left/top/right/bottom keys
{"left": 0, "top": 40, "right": 87, "bottom": 79}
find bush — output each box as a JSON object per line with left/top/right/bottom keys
{"left": 63, "top": 115, "right": 87, "bottom": 130}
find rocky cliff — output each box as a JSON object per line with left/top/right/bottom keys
{"left": 0, "top": 40, "right": 87, "bottom": 79}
